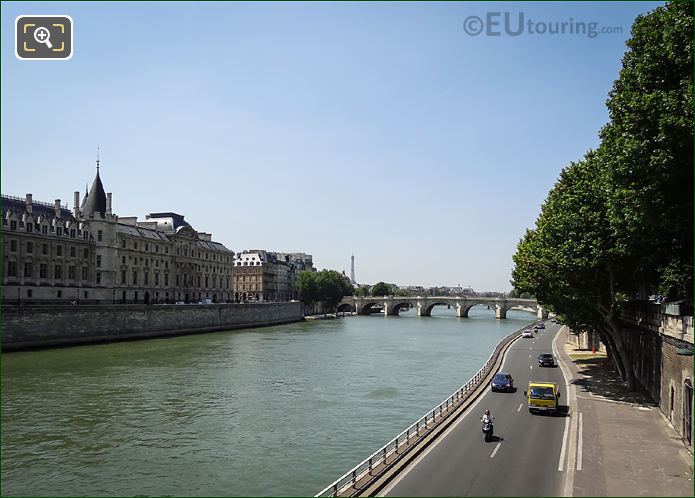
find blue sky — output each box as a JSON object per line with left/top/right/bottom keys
{"left": 1, "top": 1, "right": 663, "bottom": 290}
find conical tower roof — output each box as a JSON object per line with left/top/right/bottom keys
{"left": 82, "top": 166, "right": 106, "bottom": 217}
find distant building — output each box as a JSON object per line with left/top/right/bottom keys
{"left": 233, "top": 250, "right": 301, "bottom": 302}
{"left": 269, "top": 252, "right": 315, "bottom": 273}
{"left": 2, "top": 164, "right": 234, "bottom": 304}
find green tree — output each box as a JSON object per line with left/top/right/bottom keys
{"left": 316, "top": 270, "right": 353, "bottom": 311}
{"left": 296, "top": 271, "right": 319, "bottom": 311}
{"left": 599, "top": 1, "right": 693, "bottom": 300}
{"left": 354, "top": 285, "right": 370, "bottom": 297}
{"left": 371, "top": 282, "right": 390, "bottom": 297}
{"left": 297, "top": 270, "right": 353, "bottom": 313}
{"left": 511, "top": 2, "right": 693, "bottom": 390}
{"left": 512, "top": 152, "right": 637, "bottom": 388}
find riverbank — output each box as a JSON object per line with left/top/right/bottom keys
{"left": 1, "top": 301, "right": 303, "bottom": 352}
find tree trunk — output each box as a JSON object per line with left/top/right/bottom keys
{"left": 595, "top": 326, "right": 625, "bottom": 380}
{"left": 604, "top": 313, "right": 636, "bottom": 391}
{"left": 596, "top": 307, "right": 637, "bottom": 391}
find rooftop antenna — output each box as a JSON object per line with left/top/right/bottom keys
{"left": 96, "top": 146, "right": 100, "bottom": 173}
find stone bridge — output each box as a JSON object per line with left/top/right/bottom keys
{"left": 337, "top": 296, "right": 546, "bottom": 320}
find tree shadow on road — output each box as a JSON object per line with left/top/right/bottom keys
{"left": 570, "top": 358, "right": 655, "bottom": 406}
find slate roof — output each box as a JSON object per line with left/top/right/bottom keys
{"left": 1, "top": 195, "right": 74, "bottom": 222}
{"left": 81, "top": 170, "right": 107, "bottom": 217}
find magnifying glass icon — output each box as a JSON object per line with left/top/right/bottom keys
{"left": 34, "top": 27, "right": 53, "bottom": 49}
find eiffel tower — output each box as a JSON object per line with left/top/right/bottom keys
{"left": 350, "top": 254, "right": 356, "bottom": 285}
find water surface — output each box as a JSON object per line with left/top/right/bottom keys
{"left": 1, "top": 306, "right": 533, "bottom": 496}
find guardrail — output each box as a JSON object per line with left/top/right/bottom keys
{"left": 315, "top": 324, "right": 527, "bottom": 497}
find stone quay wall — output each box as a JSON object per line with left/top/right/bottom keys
{"left": 1, "top": 302, "right": 303, "bottom": 351}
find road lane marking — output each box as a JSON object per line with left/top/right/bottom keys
{"left": 553, "top": 327, "right": 578, "bottom": 497}
{"left": 529, "top": 354, "right": 532, "bottom": 358}
{"left": 379, "top": 333, "right": 525, "bottom": 496}
{"left": 577, "top": 412, "right": 583, "bottom": 471}
{"left": 558, "top": 416, "right": 570, "bottom": 471}
{"left": 517, "top": 403, "right": 523, "bottom": 412}
{"left": 530, "top": 365, "right": 533, "bottom": 370}
{"left": 490, "top": 442, "right": 501, "bottom": 458}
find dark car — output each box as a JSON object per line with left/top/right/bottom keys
{"left": 491, "top": 372, "right": 514, "bottom": 392}
{"left": 538, "top": 353, "right": 555, "bottom": 367}
{"left": 537, "top": 323, "right": 546, "bottom": 329}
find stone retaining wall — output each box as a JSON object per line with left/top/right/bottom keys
{"left": 1, "top": 302, "right": 303, "bottom": 351}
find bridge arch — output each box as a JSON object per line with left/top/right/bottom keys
{"left": 357, "top": 301, "right": 384, "bottom": 315}
{"left": 419, "top": 301, "right": 455, "bottom": 317}
{"left": 337, "top": 303, "right": 356, "bottom": 313}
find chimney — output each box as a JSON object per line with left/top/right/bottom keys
{"left": 73, "top": 191, "right": 80, "bottom": 217}
{"left": 25, "top": 193, "right": 33, "bottom": 214}
{"left": 54, "top": 199, "right": 62, "bottom": 218}
{"left": 106, "top": 192, "right": 112, "bottom": 215}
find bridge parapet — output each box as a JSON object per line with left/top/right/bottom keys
{"left": 338, "top": 296, "right": 542, "bottom": 319}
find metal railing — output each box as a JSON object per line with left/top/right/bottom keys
{"left": 2, "top": 194, "right": 68, "bottom": 209}
{"left": 315, "top": 325, "right": 526, "bottom": 497}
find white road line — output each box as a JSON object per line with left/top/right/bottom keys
{"left": 490, "top": 442, "right": 501, "bottom": 458}
{"left": 577, "top": 412, "right": 583, "bottom": 471}
{"left": 557, "top": 416, "right": 570, "bottom": 471}
{"left": 529, "top": 365, "right": 533, "bottom": 370}
{"left": 378, "top": 335, "right": 522, "bottom": 496}
{"left": 529, "top": 354, "right": 532, "bottom": 358}
{"left": 553, "top": 327, "right": 578, "bottom": 497}
{"left": 517, "top": 403, "right": 523, "bottom": 412}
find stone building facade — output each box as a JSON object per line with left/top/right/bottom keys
{"left": 619, "top": 304, "right": 694, "bottom": 448}
{"left": 2, "top": 195, "right": 96, "bottom": 303}
{"left": 2, "top": 165, "right": 234, "bottom": 304}
{"left": 233, "top": 250, "right": 311, "bottom": 302}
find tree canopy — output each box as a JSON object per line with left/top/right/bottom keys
{"left": 371, "top": 282, "right": 391, "bottom": 297}
{"left": 511, "top": 2, "right": 693, "bottom": 390}
{"left": 296, "top": 270, "right": 353, "bottom": 311}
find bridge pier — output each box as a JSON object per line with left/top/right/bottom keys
{"left": 455, "top": 303, "right": 469, "bottom": 318}
{"left": 417, "top": 302, "right": 431, "bottom": 317}
{"left": 495, "top": 305, "right": 507, "bottom": 319}
{"left": 537, "top": 306, "right": 549, "bottom": 319}
{"left": 384, "top": 303, "right": 400, "bottom": 316}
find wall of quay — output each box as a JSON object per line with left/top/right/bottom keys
{"left": 1, "top": 302, "right": 303, "bottom": 351}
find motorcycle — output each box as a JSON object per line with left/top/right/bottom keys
{"left": 481, "top": 418, "right": 494, "bottom": 442}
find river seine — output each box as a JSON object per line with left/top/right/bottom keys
{"left": 1, "top": 306, "right": 534, "bottom": 496}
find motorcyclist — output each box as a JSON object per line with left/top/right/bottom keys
{"left": 481, "top": 409, "right": 494, "bottom": 425}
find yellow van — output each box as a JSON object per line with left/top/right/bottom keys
{"left": 524, "top": 381, "right": 561, "bottom": 414}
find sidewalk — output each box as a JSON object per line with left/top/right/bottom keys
{"left": 556, "top": 334, "right": 693, "bottom": 496}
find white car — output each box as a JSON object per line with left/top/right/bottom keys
{"left": 522, "top": 330, "right": 534, "bottom": 338}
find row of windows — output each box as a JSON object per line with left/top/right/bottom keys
{"left": 119, "top": 237, "right": 231, "bottom": 264}
{"left": 121, "top": 270, "right": 170, "bottom": 287}
{"left": 234, "top": 275, "right": 262, "bottom": 282}
{"left": 118, "top": 269, "right": 232, "bottom": 289}
{"left": 4, "top": 218, "right": 91, "bottom": 240}
{"left": 17, "top": 289, "right": 91, "bottom": 299}
{"left": 120, "top": 238, "right": 170, "bottom": 254}
{"left": 120, "top": 255, "right": 170, "bottom": 269}
{"left": 6, "top": 261, "right": 92, "bottom": 281}
{"left": 7, "top": 239, "right": 91, "bottom": 258}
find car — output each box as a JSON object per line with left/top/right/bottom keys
{"left": 538, "top": 353, "right": 555, "bottom": 367}
{"left": 537, "top": 323, "right": 546, "bottom": 329}
{"left": 522, "top": 330, "right": 534, "bottom": 338}
{"left": 525, "top": 381, "right": 561, "bottom": 414}
{"left": 491, "top": 372, "right": 514, "bottom": 392}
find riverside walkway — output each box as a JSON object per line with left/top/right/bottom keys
{"left": 320, "top": 323, "right": 693, "bottom": 496}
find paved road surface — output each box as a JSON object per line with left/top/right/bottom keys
{"left": 382, "top": 322, "right": 568, "bottom": 496}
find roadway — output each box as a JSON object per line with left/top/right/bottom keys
{"left": 380, "top": 322, "right": 569, "bottom": 496}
